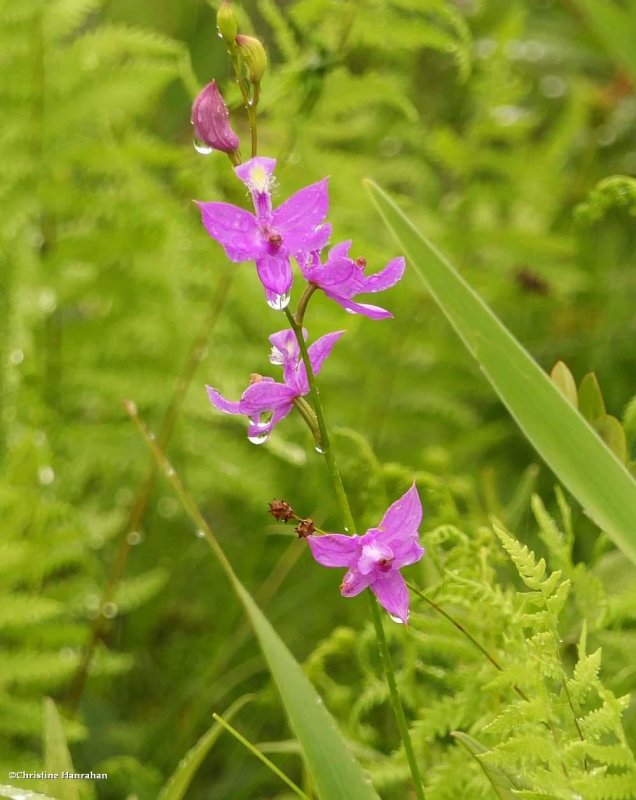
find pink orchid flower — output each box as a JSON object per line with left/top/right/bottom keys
{"left": 206, "top": 328, "right": 344, "bottom": 444}
{"left": 300, "top": 240, "right": 405, "bottom": 319}
{"left": 197, "top": 157, "right": 331, "bottom": 310}
{"left": 307, "top": 484, "right": 424, "bottom": 623}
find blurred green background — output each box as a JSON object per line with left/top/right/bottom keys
{"left": 1, "top": 0, "right": 635, "bottom": 797}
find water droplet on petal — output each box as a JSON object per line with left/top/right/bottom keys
{"left": 389, "top": 614, "right": 405, "bottom": 624}
{"left": 266, "top": 291, "right": 290, "bottom": 311}
{"left": 193, "top": 137, "right": 214, "bottom": 155}
{"left": 248, "top": 431, "right": 269, "bottom": 445}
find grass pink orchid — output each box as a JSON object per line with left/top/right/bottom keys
{"left": 300, "top": 240, "right": 405, "bottom": 319}
{"left": 307, "top": 484, "right": 424, "bottom": 623}
{"left": 207, "top": 328, "right": 344, "bottom": 443}
{"left": 197, "top": 157, "right": 331, "bottom": 310}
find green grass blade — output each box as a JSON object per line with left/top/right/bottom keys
{"left": 212, "top": 713, "right": 310, "bottom": 799}
{"left": 571, "top": 0, "right": 636, "bottom": 81}
{"left": 43, "top": 698, "right": 80, "bottom": 800}
{"left": 128, "top": 405, "right": 380, "bottom": 800}
{"left": 365, "top": 180, "right": 636, "bottom": 565}
{"left": 451, "top": 732, "right": 518, "bottom": 799}
{"left": 0, "top": 789, "right": 57, "bottom": 800}
{"left": 158, "top": 695, "right": 253, "bottom": 800}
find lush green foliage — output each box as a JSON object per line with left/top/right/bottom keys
{"left": 1, "top": 0, "right": 635, "bottom": 797}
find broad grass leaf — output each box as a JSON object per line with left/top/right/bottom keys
{"left": 365, "top": 180, "right": 636, "bottom": 566}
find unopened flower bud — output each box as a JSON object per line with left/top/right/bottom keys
{"left": 236, "top": 34, "right": 268, "bottom": 84}
{"left": 217, "top": 1, "right": 238, "bottom": 47}
{"left": 191, "top": 80, "right": 240, "bottom": 156}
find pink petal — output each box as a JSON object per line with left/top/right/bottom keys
{"left": 308, "top": 331, "right": 345, "bottom": 376}
{"left": 377, "top": 484, "right": 422, "bottom": 542}
{"left": 326, "top": 292, "right": 393, "bottom": 320}
{"left": 371, "top": 570, "right": 410, "bottom": 623}
{"left": 206, "top": 385, "right": 241, "bottom": 414}
{"left": 296, "top": 331, "right": 345, "bottom": 395}
{"left": 235, "top": 156, "right": 277, "bottom": 188}
{"left": 363, "top": 257, "right": 406, "bottom": 293}
{"left": 308, "top": 257, "right": 356, "bottom": 288}
{"left": 239, "top": 381, "right": 297, "bottom": 414}
{"left": 391, "top": 539, "right": 425, "bottom": 570}
{"left": 256, "top": 255, "right": 293, "bottom": 296}
{"left": 308, "top": 534, "right": 361, "bottom": 568}
{"left": 196, "top": 202, "right": 262, "bottom": 262}
{"left": 247, "top": 403, "right": 293, "bottom": 439}
{"left": 340, "top": 568, "right": 373, "bottom": 597}
{"left": 328, "top": 240, "right": 352, "bottom": 260}
{"left": 273, "top": 179, "right": 330, "bottom": 252}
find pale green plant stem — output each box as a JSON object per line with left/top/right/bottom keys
{"left": 283, "top": 306, "right": 426, "bottom": 800}
{"left": 230, "top": 51, "right": 258, "bottom": 157}
{"left": 213, "top": 713, "right": 310, "bottom": 800}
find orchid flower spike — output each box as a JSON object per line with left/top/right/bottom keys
{"left": 300, "top": 241, "right": 405, "bottom": 319}
{"left": 207, "top": 328, "right": 344, "bottom": 444}
{"left": 307, "top": 484, "right": 424, "bottom": 624}
{"left": 197, "top": 157, "right": 331, "bottom": 310}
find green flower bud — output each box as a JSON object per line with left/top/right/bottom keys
{"left": 217, "top": 0, "right": 237, "bottom": 46}
{"left": 236, "top": 34, "right": 268, "bottom": 83}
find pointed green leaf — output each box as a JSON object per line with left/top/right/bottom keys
{"left": 451, "top": 732, "right": 518, "bottom": 799}
{"left": 594, "top": 416, "right": 627, "bottom": 464}
{"left": 158, "top": 695, "right": 253, "bottom": 800}
{"left": 578, "top": 373, "right": 605, "bottom": 423}
{"left": 44, "top": 697, "right": 81, "bottom": 800}
{"left": 550, "top": 362, "right": 578, "bottom": 407}
{"left": 231, "top": 579, "right": 379, "bottom": 800}
{"left": 365, "top": 180, "right": 636, "bottom": 565}
{"left": 132, "top": 411, "right": 380, "bottom": 800}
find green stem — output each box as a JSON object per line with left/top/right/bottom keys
{"left": 230, "top": 53, "right": 258, "bottom": 157}
{"left": 295, "top": 283, "right": 317, "bottom": 326}
{"left": 368, "top": 596, "right": 426, "bottom": 800}
{"left": 407, "top": 581, "right": 530, "bottom": 704}
{"left": 284, "top": 308, "right": 354, "bottom": 532}
{"left": 213, "top": 713, "right": 311, "bottom": 800}
{"left": 283, "top": 307, "right": 426, "bottom": 799}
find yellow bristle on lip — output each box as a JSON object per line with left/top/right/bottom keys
{"left": 249, "top": 164, "right": 269, "bottom": 192}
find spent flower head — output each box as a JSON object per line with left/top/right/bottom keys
{"left": 307, "top": 485, "right": 424, "bottom": 624}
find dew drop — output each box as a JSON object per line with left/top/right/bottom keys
{"left": 389, "top": 614, "right": 405, "bottom": 624}
{"left": 248, "top": 431, "right": 269, "bottom": 445}
{"left": 165, "top": 464, "right": 176, "bottom": 478}
{"left": 38, "top": 465, "right": 55, "bottom": 485}
{"left": 127, "top": 530, "right": 143, "bottom": 545}
{"left": 9, "top": 348, "right": 24, "bottom": 365}
{"left": 195, "top": 529, "right": 206, "bottom": 538}
{"left": 266, "top": 291, "right": 290, "bottom": 311}
{"left": 314, "top": 444, "right": 325, "bottom": 454}
{"left": 193, "top": 137, "right": 213, "bottom": 155}
{"left": 102, "top": 602, "right": 118, "bottom": 619}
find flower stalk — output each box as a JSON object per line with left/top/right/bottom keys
{"left": 283, "top": 305, "right": 426, "bottom": 800}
